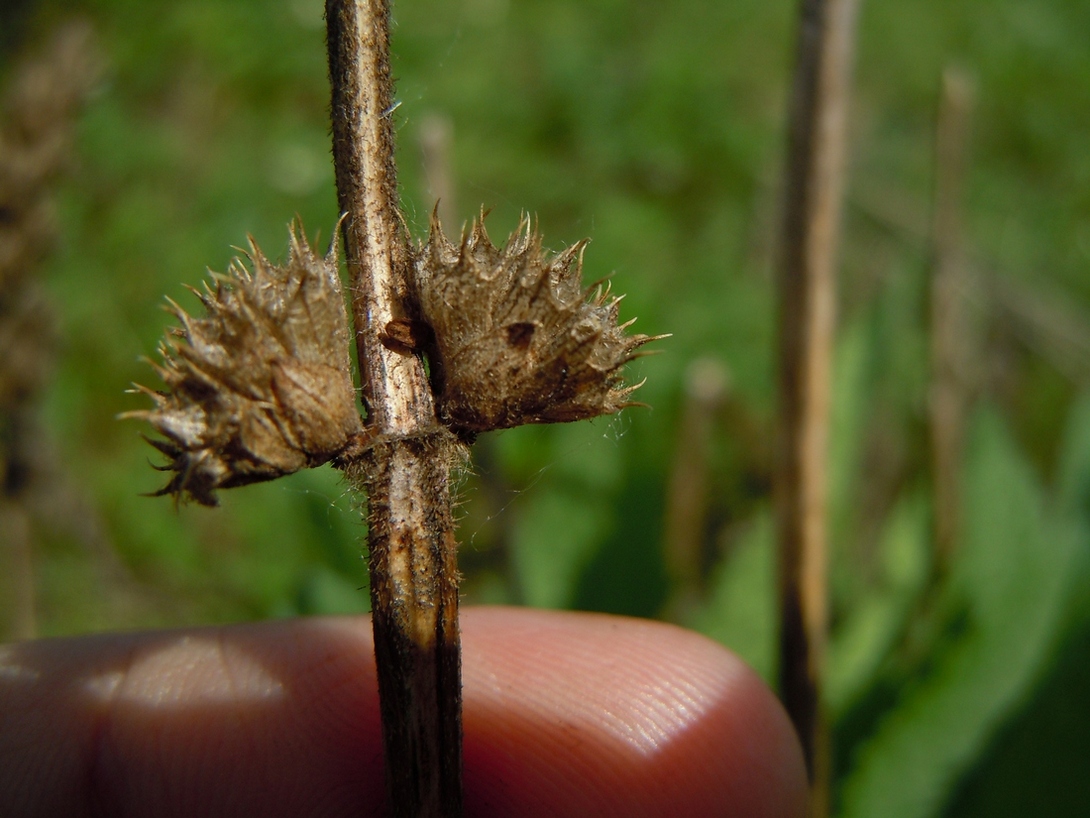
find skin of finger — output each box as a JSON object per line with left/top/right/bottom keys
{"left": 0, "top": 618, "right": 388, "bottom": 817}
{"left": 461, "top": 608, "right": 808, "bottom": 818}
{"left": 0, "top": 609, "right": 806, "bottom": 817}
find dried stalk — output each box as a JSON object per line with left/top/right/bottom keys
{"left": 325, "top": 2, "right": 463, "bottom": 816}
{"left": 929, "top": 67, "right": 974, "bottom": 577}
{"left": 774, "top": 0, "right": 860, "bottom": 814}
{"left": 1, "top": 20, "right": 100, "bottom": 641}
{"left": 663, "top": 358, "right": 729, "bottom": 620}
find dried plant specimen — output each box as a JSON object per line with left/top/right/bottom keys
{"left": 410, "top": 213, "right": 659, "bottom": 436}
{"left": 127, "top": 227, "right": 364, "bottom": 506}
{"left": 126, "top": 2, "right": 664, "bottom": 812}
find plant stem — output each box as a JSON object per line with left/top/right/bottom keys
{"left": 774, "top": 0, "right": 860, "bottom": 814}
{"left": 325, "top": 2, "right": 463, "bottom": 816}
{"left": 662, "top": 358, "right": 729, "bottom": 621}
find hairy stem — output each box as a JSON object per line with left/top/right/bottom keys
{"left": 325, "top": 2, "right": 463, "bottom": 816}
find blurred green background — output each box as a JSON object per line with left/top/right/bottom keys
{"left": 2, "top": 0, "right": 1089, "bottom": 815}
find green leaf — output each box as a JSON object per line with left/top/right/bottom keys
{"left": 510, "top": 488, "right": 612, "bottom": 609}
{"left": 295, "top": 566, "right": 369, "bottom": 616}
{"left": 839, "top": 407, "right": 1080, "bottom": 818}
{"left": 689, "top": 510, "right": 777, "bottom": 683}
{"left": 828, "top": 494, "right": 930, "bottom": 717}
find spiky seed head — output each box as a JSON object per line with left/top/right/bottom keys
{"left": 124, "top": 224, "right": 363, "bottom": 506}
{"left": 410, "top": 211, "right": 659, "bottom": 435}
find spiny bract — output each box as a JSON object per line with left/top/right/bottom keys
{"left": 125, "top": 225, "right": 362, "bottom": 506}
{"left": 410, "top": 212, "right": 660, "bottom": 435}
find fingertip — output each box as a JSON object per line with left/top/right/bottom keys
{"left": 460, "top": 607, "right": 808, "bottom": 818}
{"left": 3, "top": 611, "right": 807, "bottom": 818}
{"left": 0, "top": 619, "right": 389, "bottom": 818}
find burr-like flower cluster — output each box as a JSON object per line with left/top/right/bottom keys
{"left": 127, "top": 227, "right": 362, "bottom": 505}
{"left": 410, "top": 213, "right": 658, "bottom": 436}
{"left": 131, "top": 212, "right": 661, "bottom": 502}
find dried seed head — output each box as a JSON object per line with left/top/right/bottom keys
{"left": 411, "top": 211, "right": 659, "bottom": 434}
{"left": 124, "top": 225, "right": 363, "bottom": 506}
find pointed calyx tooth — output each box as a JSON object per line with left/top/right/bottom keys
{"left": 409, "top": 211, "right": 661, "bottom": 435}
{"left": 124, "top": 224, "right": 363, "bottom": 506}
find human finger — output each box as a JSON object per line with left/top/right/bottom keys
{"left": 0, "top": 608, "right": 805, "bottom": 817}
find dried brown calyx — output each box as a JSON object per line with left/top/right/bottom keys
{"left": 129, "top": 213, "right": 661, "bottom": 504}
{"left": 409, "top": 212, "right": 661, "bottom": 437}
{"left": 125, "top": 226, "right": 364, "bottom": 506}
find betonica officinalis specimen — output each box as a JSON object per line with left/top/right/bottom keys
{"left": 124, "top": 2, "right": 664, "bottom": 815}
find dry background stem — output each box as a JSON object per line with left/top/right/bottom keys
{"left": 774, "top": 0, "right": 860, "bottom": 814}
{"left": 325, "top": 1, "right": 463, "bottom": 815}
{"left": 0, "top": 20, "right": 101, "bottom": 641}
{"left": 662, "top": 358, "right": 730, "bottom": 620}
